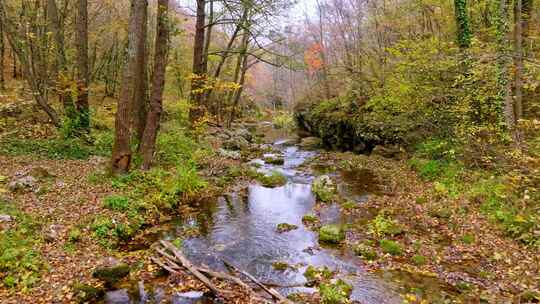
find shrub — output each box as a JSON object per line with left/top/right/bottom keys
{"left": 272, "top": 111, "right": 296, "bottom": 130}
{"left": 380, "top": 239, "right": 402, "bottom": 255}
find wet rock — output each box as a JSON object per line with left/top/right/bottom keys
{"left": 312, "top": 175, "right": 336, "bottom": 203}
{"left": 222, "top": 136, "right": 249, "bottom": 151}
{"left": 0, "top": 214, "right": 13, "bottom": 222}
{"left": 104, "top": 289, "right": 131, "bottom": 304}
{"left": 371, "top": 145, "right": 404, "bottom": 159}
{"left": 299, "top": 137, "right": 321, "bottom": 149}
{"left": 171, "top": 291, "right": 212, "bottom": 304}
{"left": 93, "top": 259, "right": 130, "bottom": 286}
{"left": 43, "top": 224, "right": 63, "bottom": 243}
{"left": 276, "top": 223, "right": 298, "bottom": 233}
{"left": 217, "top": 148, "right": 241, "bottom": 160}
{"left": 318, "top": 224, "right": 345, "bottom": 244}
{"left": 8, "top": 175, "right": 37, "bottom": 193}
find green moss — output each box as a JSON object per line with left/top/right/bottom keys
{"left": 302, "top": 214, "right": 319, "bottom": 225}
{"left": 272, "top": 261, "right": 289, "bottom": 271}
{"left": 276, "top": 223, "right": 298, "bottom": 233}
{"left": 319, "top": 279, "right": 352, "bottom": 304}
{"left": 460, "top": 234, "right": 475, "bottom": 244}
{"left": 319, "top": 225, "right": 345, "bottom": 244}
{"left": 256, "top": 171, "right": 287, "bottom": 188}
{"left": 73, "top": 283, "right": 104, "bottom": 303}
{"left": 304, "top": 265, "right": 334, "bottom": 282}
{"left": 68, "top": 228, "right": 82, "bottom": 243}
{"left": 312, "top": 176, "right": 336, "bottom": 203}
{"left": 411, "top": 254, "right": 427, "bottom": 265}
{"left": 380, "top": 239, "right": 402, "bottom": 255}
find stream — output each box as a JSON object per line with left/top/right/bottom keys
{"left": 163, "top": 140, "right": 401, "bottom": 303}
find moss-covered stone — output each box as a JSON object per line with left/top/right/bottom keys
{"left": 276, "top": 223, "right": 298, "bottom": 233}
{"left": 319, "top": 279, "right": 352, "bottom": 304}
{"left": 319, "top": 225, "right": 345, "bottom": 244}
{"left": 256, "top": 171, "right": 287, "bottom": 188}
{"left": 312, "top": 175, "right": 336, "bottom": 203}
{"left": 302, "top": 214, "right": 319, "bottom": 226}
{"left": 92, "top": 263, "right": 130, "bottom": 285}
{"left": 272, "top": 261, "right": 290, "bottom": 271}
{"left": 303, "top": 265, "right": 334, "bottom": 283}
{"left": 263, "top": 156, "right": 285, "bottom": 165}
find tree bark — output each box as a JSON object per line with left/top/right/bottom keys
{"left": 133, "top": 0, "right": 149, "bottom": 143}
{"left": 0, "top": 18, "right": 4, "bottom": 91}
{"left": 189, "top": 0, "right": 206, "bottom": 124}
{"left": 140, "top": 0, "right": 170, "bottom": 170}
{"left": 202, "top": 0, "right": 213, "bottom": 75}
{"left": 76, "top": 0, "right": 90, "bottom": 132}
{"left": 112, "top": 0, "right": 147, "bottom": 174}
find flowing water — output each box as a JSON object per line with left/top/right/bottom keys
{"left": 164, "top": 142, "right": 401, "bottom": 303}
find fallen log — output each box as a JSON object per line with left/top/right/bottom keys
{"left": 222, "top": 259, "right": 292, "bottom": 304}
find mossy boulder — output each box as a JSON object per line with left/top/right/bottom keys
{"left": 299, "top": 137, "right": 322, "bottom": 149}
{"left": 256, "top": 171, "right": 287, "bottom": 188}
{"left": 263, "top": 155, "right": 285, "bottom": 165}
{"left": 272, "top": 261, "right": 290, "bottom": 271}
{"left": 312, "top": 175, "right": 336, "bottom": 203}
{"left": 92, "top": 263, "right": 130, "bottom": 286}
{"left": 303, "top": 265, "right": 333, "bottom": 283}
{"left": 319, "top": 224, "right": 345, "bottom": 244}
{"left": 302, "top": 214, "right": 320, "bottom": 227}
{"left": 319, "top": 279, "right": 353, "bottom": 304}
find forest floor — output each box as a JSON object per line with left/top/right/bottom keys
{"left": 0, "top": 92, "right": 539, "bottom": 303}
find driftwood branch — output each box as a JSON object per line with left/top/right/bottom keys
{"left": 153, "top": 241, "right": 291, "bottom": 303}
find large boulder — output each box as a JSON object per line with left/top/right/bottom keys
{"left": 371, "top": 145, "right": 404, "bottom": 159}
{"left": 217, "top": 148, "right": 241, "bottom": 160}
{"left": 299, "top": 137, "right": 322, "bottom": 149}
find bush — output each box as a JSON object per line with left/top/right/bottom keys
{"left": 380, "top": 239, "right": 402, "bottom": 255}
{"left": 103, "top": 195, "right": 130, "bottom": 211}
{"left": 272, "top": 111, "right": 295, "bottom": 130}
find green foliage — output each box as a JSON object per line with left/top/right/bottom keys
{"left": 319, "top": 279, "right": 352, "bottom": 304}
{"left": 103, "top": 195, "right": 130, "bottom": 211}
{"left": 380, "top": 239, "right": 403, "bottom": 255}
{"left": 411, "top": 254, "right": 427, "bottom": 265}
{"left": 68, "top": 228, "right": 82, "bottom": 243}
{"left": 272, "top": 111, "right": 296, "bottom": 130}
{"left": 0, "top": 204, "right": 45, "bottom": 290}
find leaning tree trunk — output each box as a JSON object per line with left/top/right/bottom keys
{"left": 76, "top": 0, "right": 90, "bottom": 132}
{"left": 112, "top": 0, "right": 147, "bottom": 174}
{"left": 140, "top": 0, "right": 170, "bottom": 170}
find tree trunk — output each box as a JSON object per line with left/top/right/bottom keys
{"left": 454, "top": 0, "right": 471, "bottom": 49}
{"left": 202, "top": 0, "right": 213, "bottom": 75}
{"left": 133, "top": 0, "right": 148, "bottom": 143}
{"left": 494, "top": 0, "right": 517, "bottom": 141}
{"left": 189, "top": 0, "right": 206, "bottom": 124}
{"left": 76, "top": 0, "right": 90, "bottom": 132}
{"left": 140, "top": 0, "right": 170, "bottom": 170}
{"left": 0, "top": 18, "right": 4, "bottom": 91}
{"left": 112, "top": 0, "right": 147, "bottom": 174}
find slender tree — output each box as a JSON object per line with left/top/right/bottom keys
{"left": 140, "top": 0, "right": 170, "bottom": 170}
{"left": 76, "top": 0, "right": 90, "bottom": 132}
{"left": 454, "top": 0, "right": 471, "bottom": 49}
{"left": 189, "top": 0, "right": 207, "bottom": 123}
{"left": 133, "top": 0, "right": 149, "bottom": 143}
